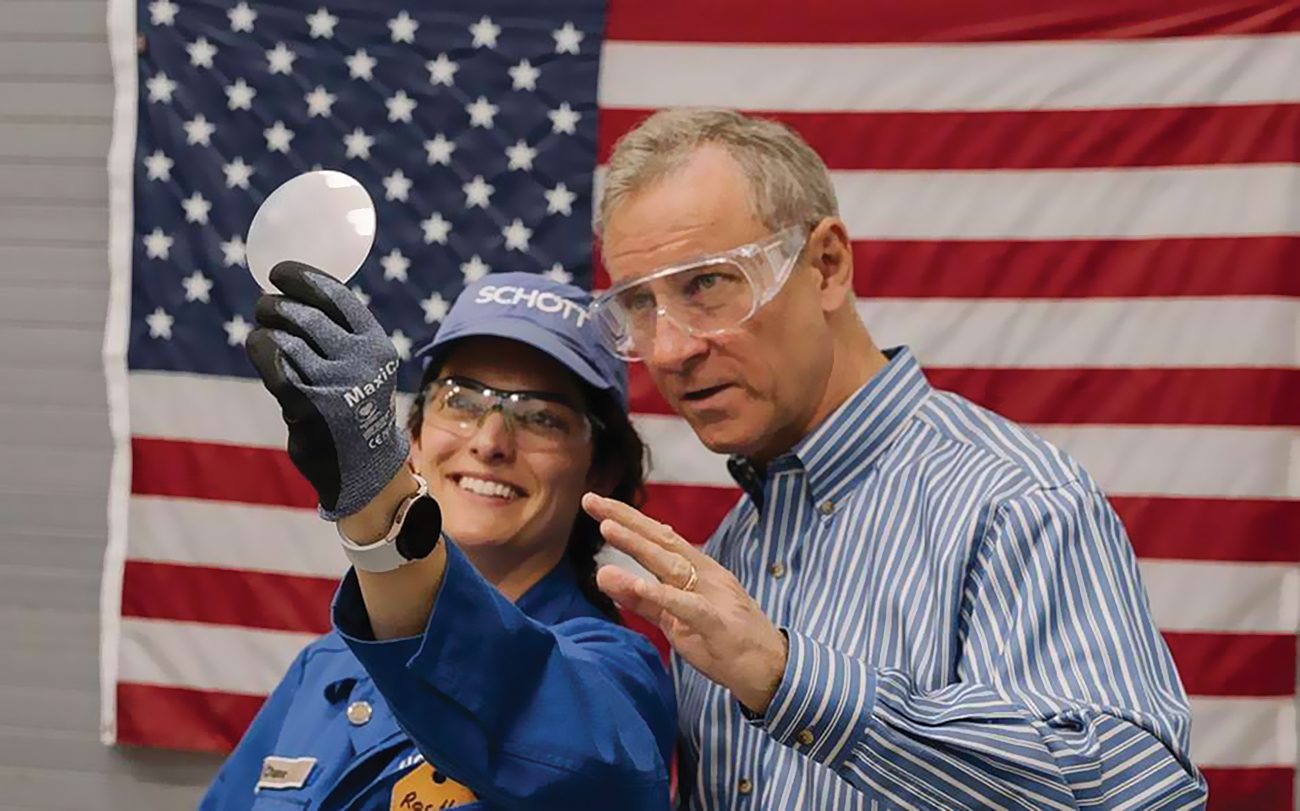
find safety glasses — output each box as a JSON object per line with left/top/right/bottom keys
{"left": 423, "top": 376, "right": 600, "bottom": 450}
{"left": 589, "top": 226, "right": 808, "bottom": 361}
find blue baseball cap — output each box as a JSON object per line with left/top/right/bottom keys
{"left": 414, "top": 272, "right": 628, "bottom": 406}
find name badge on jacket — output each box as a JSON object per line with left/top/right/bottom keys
{"left": 391, "top": 762, "right": 477, "bottom": 809}
{"left": 256, "top": 756, "right": 316, "bottom": 791}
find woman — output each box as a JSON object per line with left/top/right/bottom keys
{"left": 201, "top": 266, "right": 675, "bottom": 810}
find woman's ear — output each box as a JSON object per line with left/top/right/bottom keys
{"left": 585, "top": 457, "right": 620, "bottom": 498}
{"left": 408, "top": 427, "right": 424, "bottom": 469}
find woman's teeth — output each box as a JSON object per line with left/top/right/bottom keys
{"left": 457, "top": 476, "right": 518, "bottom": 500}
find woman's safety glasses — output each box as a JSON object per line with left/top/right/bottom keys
{"left": 423, "top": 377, "right": 600, "bottom": 450}
{"left": 589, "top": 226, "right": 808, "bottom": 361}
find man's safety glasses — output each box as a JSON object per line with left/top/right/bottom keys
{"left": 422, "top": 376, "right": 600, "bottom": 450}
{"left": 589, "top": 226, "right": 808, "bottom": 361}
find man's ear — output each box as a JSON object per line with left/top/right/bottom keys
{"left": 808, "top": 217, "right": 855, "bottom": 313}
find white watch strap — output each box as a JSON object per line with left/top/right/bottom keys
{"left": 337, "top": 470, "right": 429, "bottom": 573}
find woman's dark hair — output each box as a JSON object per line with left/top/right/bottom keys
{"left": 407, "top": 361, "right": 648, "bottom": 623}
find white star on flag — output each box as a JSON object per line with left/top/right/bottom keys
{"left": 305, "top": 86, "right": 336, "bottom": 117}
{"left": 545, "top": 183, "right": 576, "bottom": 216}
{"left": 264, "top": 121, "right": 295, "bottom": 153}
{"left": 381, "top": 249, "right": 410, "bottom": 281}
{"left": 228, "top": 2, "right": 256, "bottom": 32}
{"left": 460, "top": 255, "right": 490, "bottom": 282}
{"left": 462, "top": 176, "right": 494, "bottom": 209}
{"left": 347, "top": 49, "right": 377, "bottom": 80}
{"left": 424, "top": 134, "right": 455, "bottom": 165}
{"left": 508, "top": 60, "right": 540, "bottom": 91}
{"left": 553, "top": 22, "right": 584, "bottom": 54}
{"left": 469, "top": 16, "right": 501, "bottom": 48}
{"left": 386, "top": 90, "right": 417, "bottom": 123}
{"left": 182, "top": 192, "right": 212, "bottom": 224}
{"left": 351, "top": 287, "right": 371, "bottom": 307}
{"left": 182, "top": 270, "right": 214, "bottom": 303}
{"left": 390, "top": 330, "right": 412, "bottom": 361}
{"left": 221, "top": 235, "right": 247, "bottom": 267}
{"left": 144, "top": 150, "right": 173, "bottom": 181}
{"left": 505, "top": 140, "right": 537, "bottom": 171}
{"left": 225, "top": 79, "right": 256, "bottom": 110}
{"left": 145, "top": 307, "right": 174, "bottom": 339}
{"left": 146, "top": 72, "right": 177, "bottom": 103}
{"left": 148, "top": 0, "right": 178, "bottom": 26}
{"left": 187, "top": 37, "right": 218, "bottom": 68}
{"left": 421, "top": 213, "right": 451, "bottom": 244}
{"left": 466, "top": 97, "right": 498, "bottom": 129}
{"left": 384, "top": 170, "right": 412, "bottom": 202}
{"left": 502, "top": 219, "right": 532, "bottom": 252}
{"left": 266, "top": 42, "right": 296, "bottom": 75}
{"left": 426, "top": 53, "right": 457, "bottom": 86}
{"left": 388, "top": 11, "right": 419, "bottom": 43}
{"left": 222, "top": 157, "right": 254, "bottom": 189}
{"left": 545, "top": 264, "right": 573, "bottom": 284}
{"left": 183, "top": 114, "right": 215, "bottom": 146}
{"left": 223, "top": 314, "right": 252, "bottom": 345}
{"left": 306, "top": 7, "right": 338, "bottom": 39}
{"left": 344, "top": 128, "right": 375, "bottom": 159}
{"left": 421, "top": 292, "right": 450, "bottom": 323}
{"left": 548, "top": 103, "right": 580, "bottom": 135}
{"left": 143, "top": 228, "right": 174, "bottom": 259}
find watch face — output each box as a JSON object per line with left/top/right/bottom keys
{"left": 395, "top": 496, "right": 442, "bottom": 561}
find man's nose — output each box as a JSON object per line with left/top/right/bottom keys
{"left": 647, "top": 314, "right": 709, "bottom": 373}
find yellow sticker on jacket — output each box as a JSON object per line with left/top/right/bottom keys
{"left": 391, "top": 762, "right": 477, "bottom": 810}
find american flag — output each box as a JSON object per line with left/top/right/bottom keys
{"left": 103, "top": 1, "right": 1300, "bottom": 808}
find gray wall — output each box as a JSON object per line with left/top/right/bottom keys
{"left": 0, "top": 1, "right": 218, "bottom": 807}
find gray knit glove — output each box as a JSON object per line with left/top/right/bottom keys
{"left": 246, "top": 261, "right": 409, "bottom": 520}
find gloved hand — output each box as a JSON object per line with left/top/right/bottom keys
{"left": 246, "top": 261, "right": 409, "bottom": 520}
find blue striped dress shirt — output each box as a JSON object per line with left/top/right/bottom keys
{"left": 675, "top": 347, "right": 1207, "bottom": 810}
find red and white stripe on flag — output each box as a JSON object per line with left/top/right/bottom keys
{"left": 105, "top": 2, "right": 1300, "bottom": 809}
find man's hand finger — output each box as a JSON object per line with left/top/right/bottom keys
{"left": 597, "top": 564, "right": 711, "bottom": 629}
{"left": 598, "top": 519, "right": 698, "bottom": 589}
{"left": 596, "top": 564, "right": 667, "bottom": 627}
{"left": 583, "top": 493, "right": 700, "bottom": 559}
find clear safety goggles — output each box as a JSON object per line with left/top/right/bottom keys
{"left": 423, "top": 377, "right": 601, "bottom": 451}
{"left": 590, "top": 226, "right": 808, "bottom": 361}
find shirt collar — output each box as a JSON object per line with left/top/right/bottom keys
{"left": 514, "top": 555, "right": 583, "bottom": 623}
{"left": 728, "top": 347, "right": 931, "bottom": 509}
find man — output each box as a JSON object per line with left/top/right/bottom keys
{"left": 581, "top": 109, "right": 1207, "bottom": 810}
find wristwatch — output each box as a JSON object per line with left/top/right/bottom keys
{"left": 336, "top": 469, "right": 443, "bottom": 573}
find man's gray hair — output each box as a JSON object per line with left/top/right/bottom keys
{"left": 596, "top": 108, "right": 839, "bottom": 238}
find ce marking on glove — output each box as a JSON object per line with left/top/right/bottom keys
{"left": 354, "top": 390, "right": 397, "bottom": 450}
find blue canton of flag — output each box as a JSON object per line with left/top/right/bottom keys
{"left": 129, "top": 0, "right": 605, "bottom": 392}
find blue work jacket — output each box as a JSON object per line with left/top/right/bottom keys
{"left": 201, "top": 541, "right": 676, "bottom": 810}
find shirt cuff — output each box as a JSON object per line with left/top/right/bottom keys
{"left": 751, "top": 629, "right": 878, "bottom": 770}
{"left": 331, "top": 565, "right": 424, "bottom": 668}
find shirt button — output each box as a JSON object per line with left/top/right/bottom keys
{"left": 818, "top": 499, "right": 835, "bottom": 516}
{"left": 768, "top": 562, "right": 786, "bottom": 578}
{"left": 346, "top": 700, "right": 373, "bottom": 726}
{"left": 737, "top": 777, "right": 753, "bottom": 795}
{"left": 796, "top": 729, "right": 815, "bottom": 746}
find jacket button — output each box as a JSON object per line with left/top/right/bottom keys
{"left": 796, "top": 729, "right": 815, "bottom": 746}
{"left": 818, "top": 500, "right": 835, "bottom": 516}
{"left": 346, "top": 700, "right": 373, "bottom": 726}
{"left": 768, "top": 562, "right": 786, "bottom": 578}
{"left": 737, "top": 777, "right": 753, "bottom": 795}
